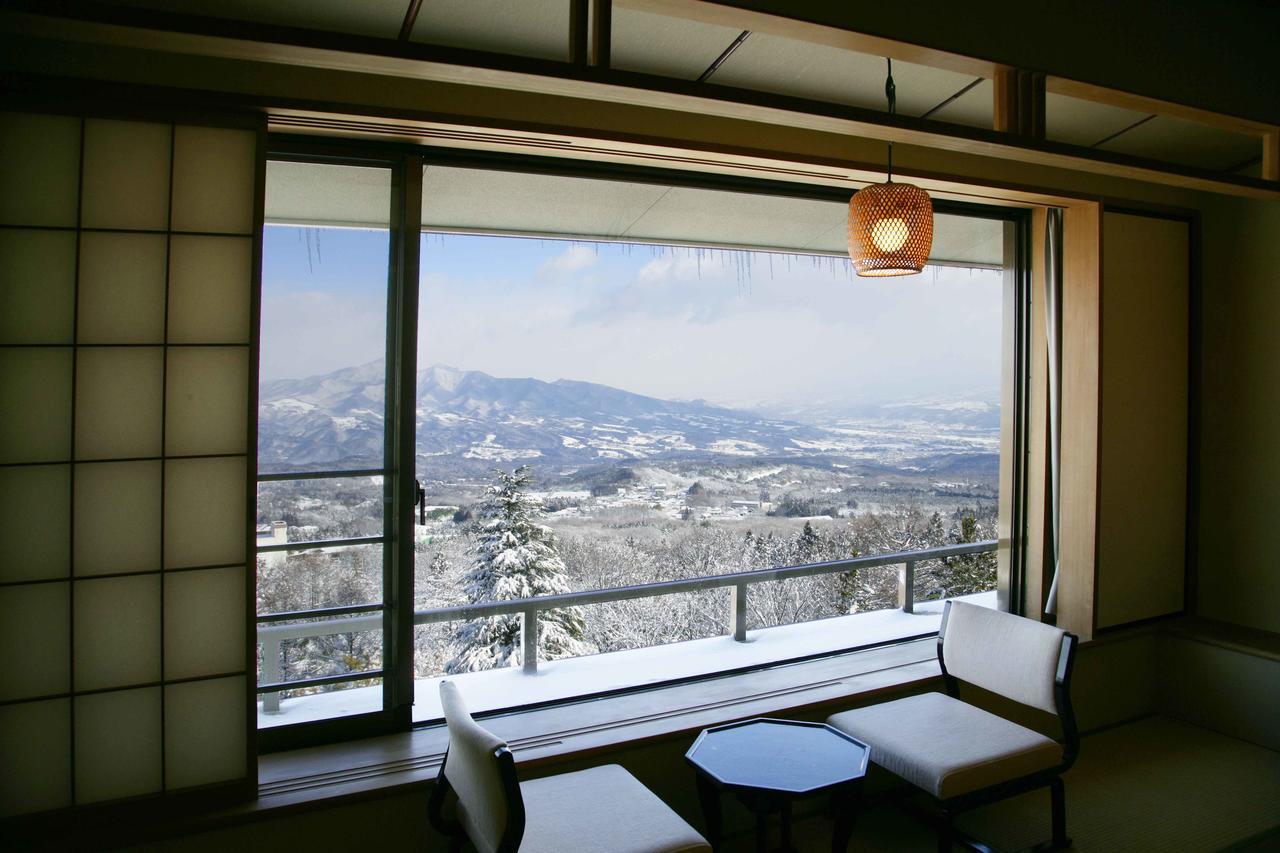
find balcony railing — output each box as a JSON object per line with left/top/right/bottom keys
{"left": 257, "top": 539, "right": 998, "bottom": 712}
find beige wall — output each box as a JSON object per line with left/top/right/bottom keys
{"left": 1197, "top": 197, "right": 1280, "bottom": 633}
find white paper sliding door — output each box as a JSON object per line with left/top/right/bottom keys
{"left": 0, "top": 110, "right": 261, "bottom": 817}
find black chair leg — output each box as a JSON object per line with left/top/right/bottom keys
{"left": 1050, "top": 777, "right": 1069, "bottom": 850}
{"left": 937, "top": 810, "right": 954, "bottom": 853}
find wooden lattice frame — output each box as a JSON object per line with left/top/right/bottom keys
{"left": 847, "top": 182, "right": 934, "bottom": 276}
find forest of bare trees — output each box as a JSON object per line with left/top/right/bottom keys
{"left": 258, "top": 468, "right": 996, "bottom": 694}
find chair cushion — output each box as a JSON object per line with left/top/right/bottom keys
{"left": 440, "top": 681, "right": 510, "bottom": 853}
{"left": 827, "top": 692, "right": 1062, "bottom": 800}
{"left": 519, "top": 764, "right": 711, "bottom": 853}
{"left": 942, "top": 601, "right": 1067, "bottom": 714}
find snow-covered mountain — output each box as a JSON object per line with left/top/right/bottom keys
{"left": 258, "top": 361, "right": 998, "bottom": 472}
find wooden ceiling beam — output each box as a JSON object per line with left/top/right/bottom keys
{"left": 397, "top": 0, "right": 422, "bottom": 42}
{"left": 3, "top": 5, "right": 1277, "bottom": 199}
{"left": 590, "top": 0, "right": 612, "bottom": 68}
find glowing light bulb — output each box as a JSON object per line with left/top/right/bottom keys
{"left": 870, "top": 216, "right": 909, "bottom": 252}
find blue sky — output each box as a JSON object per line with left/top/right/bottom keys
{"left": 261, "top": 226, "right": 1003, "bottom": 408}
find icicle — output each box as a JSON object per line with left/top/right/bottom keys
{"left": 304, "top": 227, "right": 315, "bottom": 275}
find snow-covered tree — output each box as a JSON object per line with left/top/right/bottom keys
{"left": 446, "top": 466, "right": 594, "bottom": 673}
{"left": 920, "top": 512, "right": 997, "bottom": 600}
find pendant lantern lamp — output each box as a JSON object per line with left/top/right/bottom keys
{"left": 848, "top": 59, "right": 934, "bottom": 276}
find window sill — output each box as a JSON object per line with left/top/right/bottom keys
{"left": 247, "top": 636, "right": 942, "bottom": 817}
{"left": 7, "top": 635, "right": 944, "bottom": 848}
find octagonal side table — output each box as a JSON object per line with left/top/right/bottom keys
{"left": 686, "top": 717, "right": 870, "bottom": 853}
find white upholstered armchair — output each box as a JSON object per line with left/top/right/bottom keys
{"left": 827, "top": 600, "right": 1079, "bottom": 852}
{"left": 428, "top": 681, "right": 712, "bottom": 853}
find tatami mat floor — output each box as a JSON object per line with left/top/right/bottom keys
{"left": 721, "top": 716, "right": 1280, "bottom": 853}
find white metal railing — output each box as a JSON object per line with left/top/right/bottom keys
{"left": 257, "top": 540, "right": 997, "bottom": 712}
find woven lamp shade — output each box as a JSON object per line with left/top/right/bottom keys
{"left": 847, "top": 182, "right": 934, "bottom": 277}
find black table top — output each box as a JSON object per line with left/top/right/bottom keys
{"left": 686, "top": 718, "right": 870, "bottom": 795}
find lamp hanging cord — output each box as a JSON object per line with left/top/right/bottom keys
{"left": 885, "top": 57, "right": 896, "bottom": 182}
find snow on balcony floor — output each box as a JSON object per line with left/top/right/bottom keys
{"left": 257, "top": 591, "right": 996, "bottom": 728}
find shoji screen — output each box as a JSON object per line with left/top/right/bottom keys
{"left": 0, "top": 110, "right": 261, "bottom": 817}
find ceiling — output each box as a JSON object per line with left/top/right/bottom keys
{"left": 610, "top": 7, "right": 991, "bottom": 127}
{"left": 90, "top": 0, "right": 1267, "bottom": 177}
{"left": 103, "top": 0, "right": 409, "bottom": 38}
{"left": 408, "top": 0, "right": 569, "bottom": 61}
{"left": 265, "top": 162, "right": 1004, "bottom": 268}
{"left": 1045, "top": 93, "right": 1259, "bottom": 172}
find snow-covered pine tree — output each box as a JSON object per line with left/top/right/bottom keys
{"left": 446, "top": 466, "right": 594, "bottom": 673}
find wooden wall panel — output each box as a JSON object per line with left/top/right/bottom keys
{"left": 1096, "top": 211, "right": 1189, "bottom": 628}
{"left": 1058, "top": 202, "right": 1100, "bottom": 640}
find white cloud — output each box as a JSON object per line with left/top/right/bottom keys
{"left": 540, "top": 244, "right": 597, "bottom": 277}
{"left": 636, "top": 252, "right": 729, "bottom": 283}
{"left": 271, "top": 233, "right": 1004, "bottom": 406}
{"left": 260, "top": 291, "right": 386, "bottom": 381}
{"left": 420, "top": 244, "right": 1002, "bottom": 407}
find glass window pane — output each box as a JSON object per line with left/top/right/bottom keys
{"left": 256, "top": 159, "right": 392, "bottom": 729}
{"left": 258, "top": 615, "right": 382, "bottom": 681}
{"left": 257, "top": 222, "right": 389, "bottom": 474}
{"left": 256, "top": 475, "right": 384, "bottom": 545}
{"left": 256, "top": 610, "right": 382, "bottom": 728}
{"left": 414, "top": 211, "right": 1004, "bottom": 707}
{"left": 257, "top": 543, "right": 383, "bottom": 615}
{"left": 257, "top": 675, "right": 382, "bottom": 729}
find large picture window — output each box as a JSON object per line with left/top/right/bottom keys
{"left": 255, "top": 158, "right": 395, "bottom": 735}
{"left": 255, "top": 148, "right": 1027, "bottom": 743}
